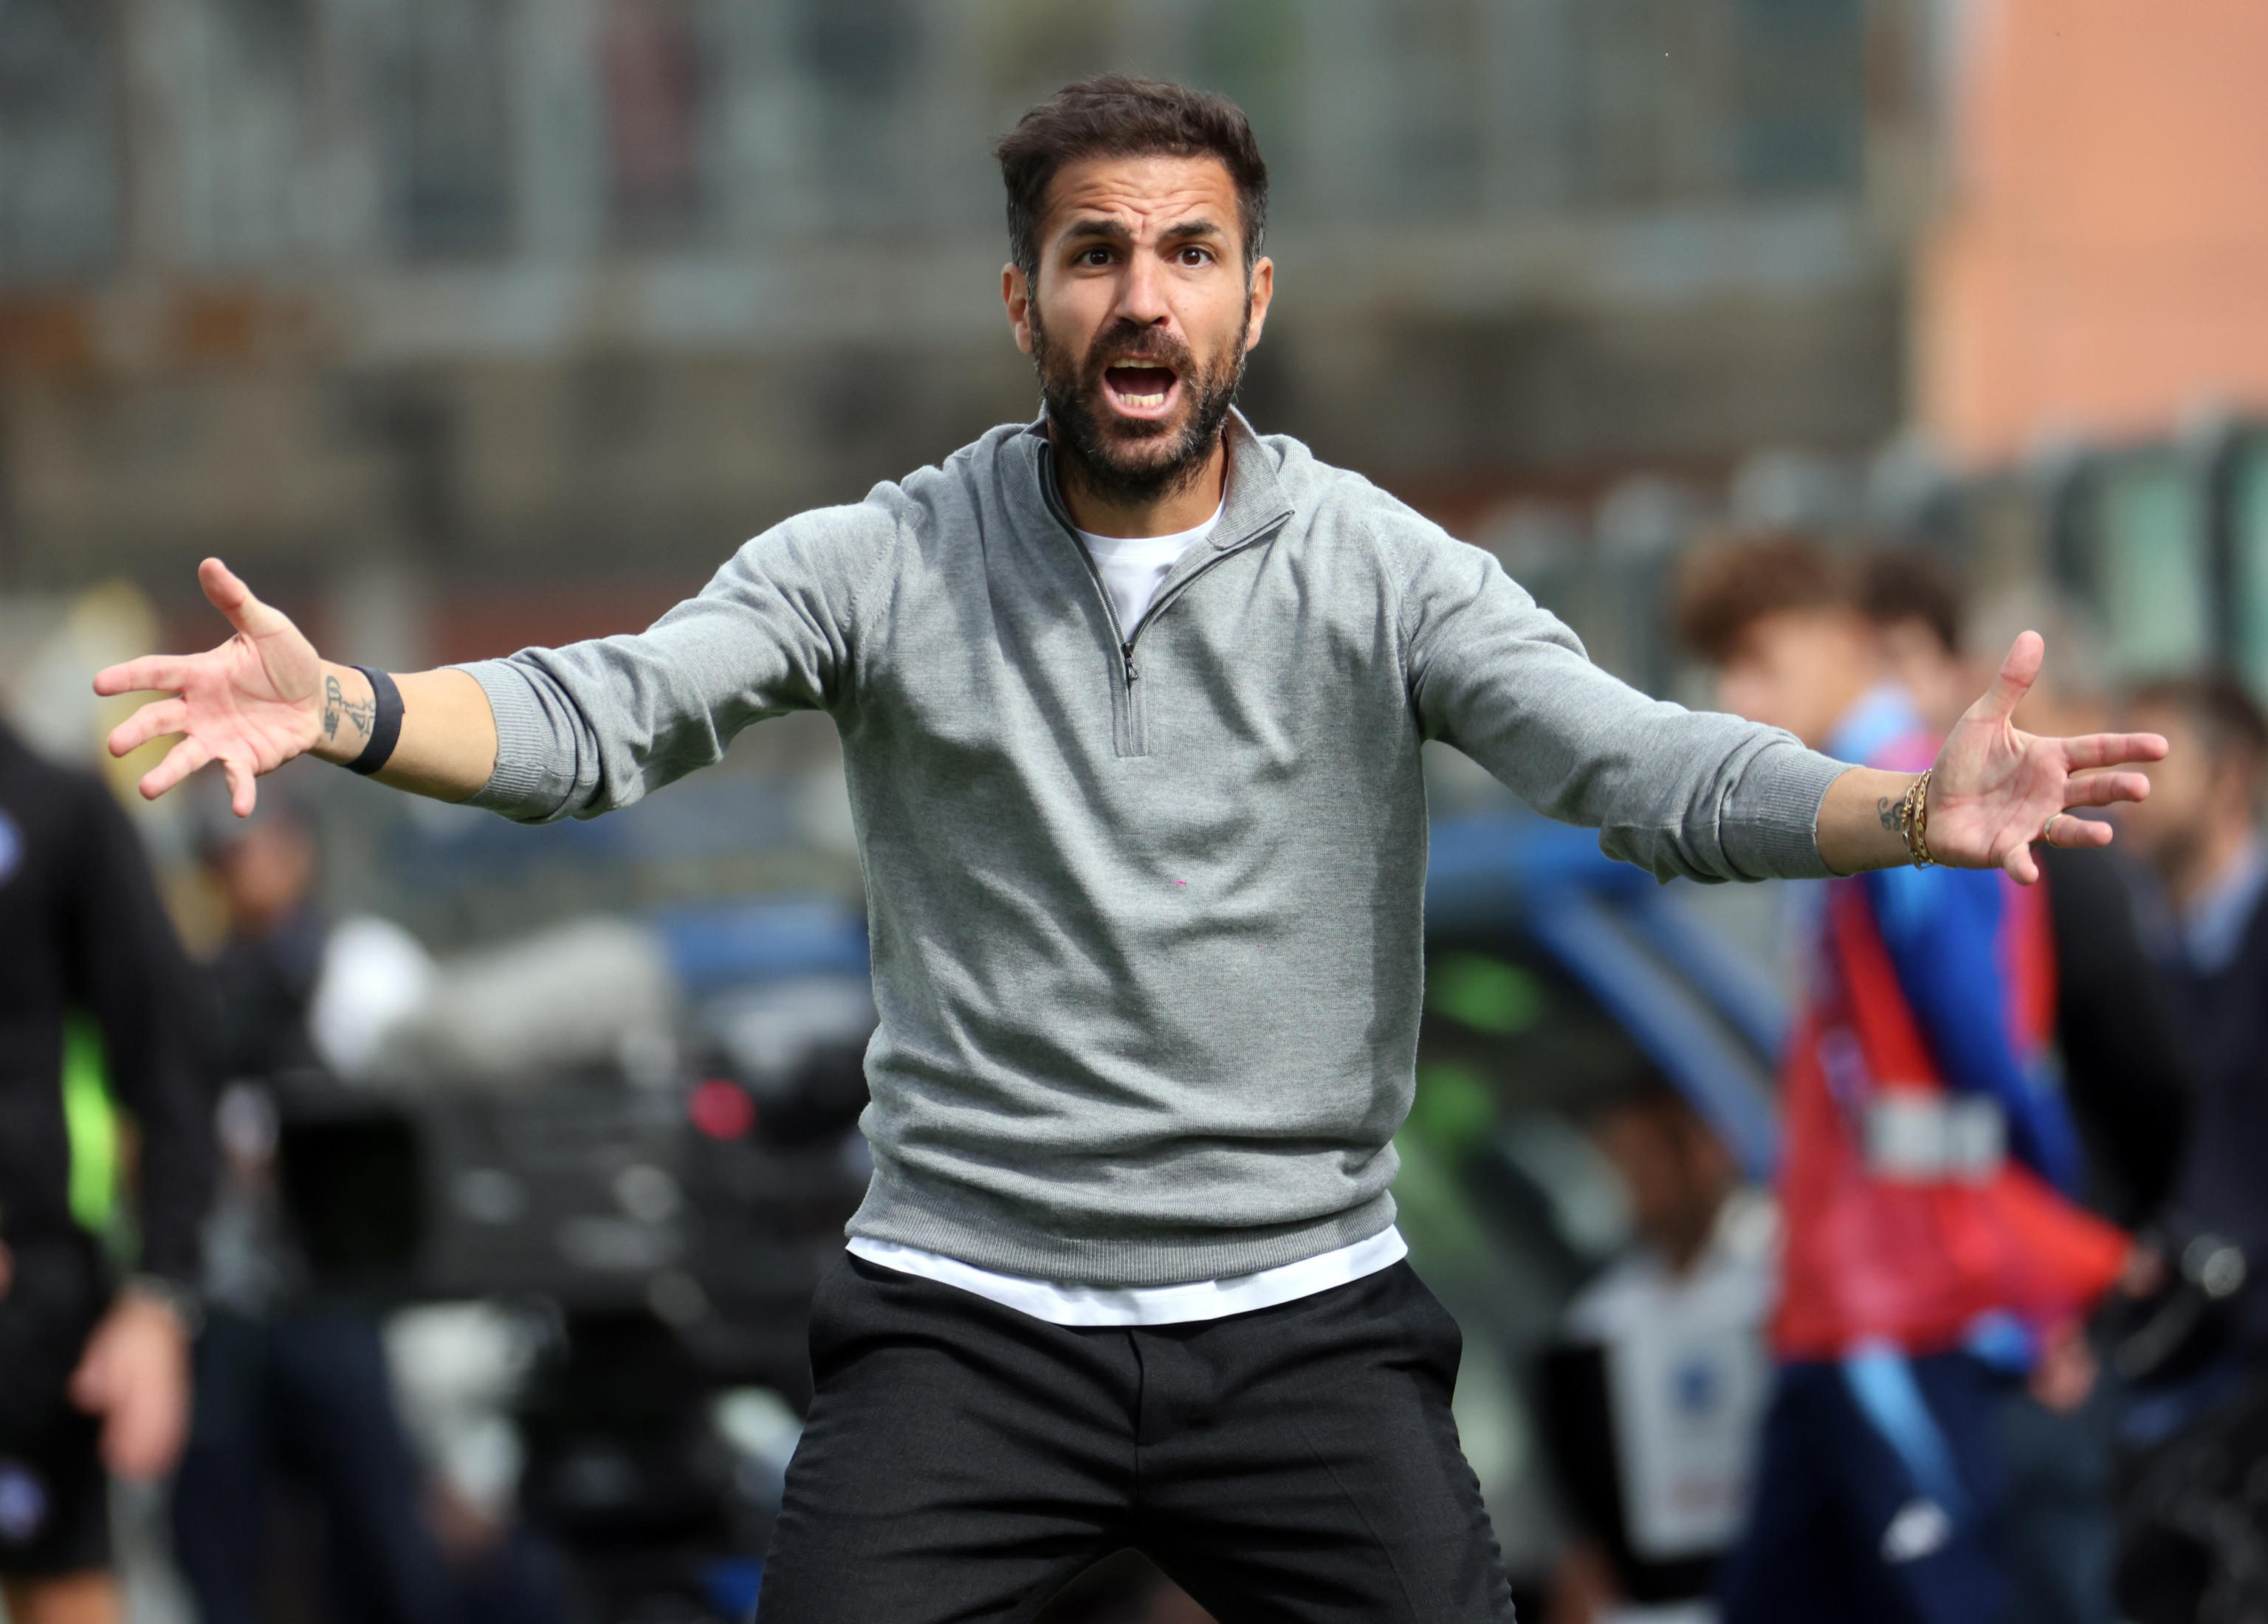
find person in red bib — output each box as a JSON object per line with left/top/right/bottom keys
{"left": 1674, "top": 534, "right": 2131, "bottom": 1624}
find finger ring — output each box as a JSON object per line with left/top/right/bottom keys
{"left": 2043, "top": 813, "right": 2064, "bottom": 842}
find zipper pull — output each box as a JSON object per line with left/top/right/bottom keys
{"left": 1122, "top": 644, "right": 1138, "bottom": 684}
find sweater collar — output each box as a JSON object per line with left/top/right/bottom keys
{"left": 1022, "top": 407, "right": 1293, "bottom": 554}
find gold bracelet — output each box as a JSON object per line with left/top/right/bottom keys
{"left": 1896, "top": 769, "right": 1935, "bottom": 867}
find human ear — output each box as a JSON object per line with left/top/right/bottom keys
{"left": 1003, "top": 264, "right": 1034, "bottom": 357}
{"left": 1243, "top": 257, "right": 1274, "bottom": 353}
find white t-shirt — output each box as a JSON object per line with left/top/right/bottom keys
{"left": 1559, "top": 1191, "right": 1777, "bottom": 1564}
{"left": 1075, "top": 502, "right": 1223, "bottom": 635}
{"left": 848, "top": 1227, "right": 1409, "bottom": 1327}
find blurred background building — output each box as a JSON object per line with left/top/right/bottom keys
{"left": 0, "top": 0, "right": 1912, "bottom": 660}
{"left": 7, "top": 1, "right": 2267, "bottom": 697}
{"left": 0, "top": 0, "right": 1968, "bottom": 946}
{"left": 4, "top": 3, "right": 2266, "bottom": 1621}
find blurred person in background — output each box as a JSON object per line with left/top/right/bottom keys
{"left": 1856, "top": 551, "right": 1972, "bottom": 737}
{"left": 1862, "top": 563, "right": 2190, "bottom": 1231}
{"left": 2109, "top": 675, "right": 2268, "bottom": 1623}
{"left": 0, "top": 717, "right": 210, "bottom": 1624}
{"left": 171, "top": 791, "right": 461, "bottom": 1624}
{"left": 94, "top": 75, "right": 2165, "bottom": 1624}
{"left": 1677, "top": 533, "right": 2133, "bottom": 1624}
{"left": 1858, "top": 560, "right": 2190, "bottom": 1624}
{"left": 1542, "top": 1084, "right": 1774, "bottom": 1624}
{"left": 173, "top": 791, "right": 558, "bottom": 1624}
{"left": 198, "top": 793, "right": 327, "bottom": 1082}
{"left": 2117, "top": 675, "right": 2268, "bottom": 1299}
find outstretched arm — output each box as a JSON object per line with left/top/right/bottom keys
{"left": 94, "top": 557, "right": 498, "bottom": 813}
{"left": 101, "top": 498, "right": 884, "bottom": 821}
{"left": 1401, "top": 518, "right": 2165, "bottom": 884}
{"left": 1818, "top": 630, "right": 2168, "bottom": 882}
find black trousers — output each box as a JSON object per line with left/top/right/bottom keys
{"left": 171, "top": 1312, "right": 460, "bottom": 1624}
{"left": 757, "top": 1253, "right": 1516, "bottom": 1623}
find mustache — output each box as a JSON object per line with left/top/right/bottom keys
{"left": 1025, "top": 297, "right": 1250, "bottom": 505}
{"left": 1074, "top": 320, "right": 1195, "bottom": 382}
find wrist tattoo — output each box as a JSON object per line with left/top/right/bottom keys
{"left": 323, "top": 674, "right": 375, "bottom": 743}
{"left": 1877, "top": 795, "right": 1900, "bottom": 835}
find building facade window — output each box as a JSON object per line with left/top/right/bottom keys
{"left": 0, "top": 0, "right": 120, "bottom": 283}
{"left": 604, "top": 0, "right": 707, "bottom": 244}
{"left": 393, "top": 0, "right": 513, "bottom": 258}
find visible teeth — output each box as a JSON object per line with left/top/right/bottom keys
{"left": 1121, "top": 391, "right": 1166, "bottom": 407}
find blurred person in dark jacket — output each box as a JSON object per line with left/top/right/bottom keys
{"left": 171, "top": 793, "right": 464, "bottom": 1624}
{"left": 200, "top": 795, "right": 327, "bottom": 1081}
{"left": 0, "top": 720, "right": 210, "bottom": 1624}
{"left": 2116, "top": 676, "right": 2268, "bottom": 1332}
{"left": 1677, "top": 534, "right": 2132, "bottom": 1624}
{"left": 2106, "top": 674, "right": 2268, "bottom": 1623}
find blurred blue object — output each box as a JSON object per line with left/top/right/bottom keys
{"left": 701, "top": 1557, "right": 763, "bottom": 1621}
{"left": 1426, "top": 813, "right": 1787, "bottom": 1180}
{"left": 1621, "top": 885, "right": 1790, "bottom": 1060}
{"left": 652, "top": 898, "right": 869, "bottom": 996}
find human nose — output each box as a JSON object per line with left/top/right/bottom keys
{"left": 1114, "top": 251, "right": 1172, "bottom": 327}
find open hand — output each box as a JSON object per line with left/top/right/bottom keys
{"left": 93, "top": 559, "right": 327, "bottom": 816}
{"left": 1927, "top": 631, "right": 2168, "bottom": 884}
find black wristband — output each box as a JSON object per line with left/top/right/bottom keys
{"left": 346, "top": 666, "right": 405, "bottom": 776}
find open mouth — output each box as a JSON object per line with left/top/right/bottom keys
{"left": 1101, "top": 362, "right": 1180, "bottom": 419}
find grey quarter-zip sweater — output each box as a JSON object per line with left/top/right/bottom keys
{"left": 458, "top": 411, "right": 1849, "bottom": 1287}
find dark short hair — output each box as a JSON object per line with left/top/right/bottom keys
{"left": 1671, "top": 529, "right": 1844, "bottom": 665}
{"left": 995, "top": 75, "right": 1268, "bottom": 284}
{"left": 2131, "top": 672, "right": 2268, "bottom": 774}
{"left": 1855, "top": 548, "right": 1962, "bottom": 656}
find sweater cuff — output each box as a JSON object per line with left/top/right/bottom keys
{"left": 452, "top": 658, "right": 576, "bottom": 821}
{"left": 1721, "top": 742, "right": 1854, "bottom": 881}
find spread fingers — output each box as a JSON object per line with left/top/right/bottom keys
{"left": 137, "top": 736, "right": 212, "bottom": 803}
{"left": 106, "top": 699, "right": 188, "bottom": 759}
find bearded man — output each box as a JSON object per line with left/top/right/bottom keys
{"left": 97, "top": 77, "right": 2165, "bottom": 1624}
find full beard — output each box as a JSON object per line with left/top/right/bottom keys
{"left": 1032, "top": 306, "right": 1249, "bottom": 508}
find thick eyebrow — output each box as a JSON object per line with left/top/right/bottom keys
{"left": 1058, "top": 216, "right": 1133, "bottom": 250}
{"left": 1055, "top": 216, "right": 1229, "bottom": 253}
{"left": 1158, "top": 219, "right": 1227, "bottom": 250}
